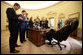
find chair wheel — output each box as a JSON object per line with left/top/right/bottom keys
{"left": 60, "top": 48, "right": 62, "bottom": 50}
{"left": 51, "top": 45, "right": 53, "bottom": 47}
{"left": 64, "top": 45, "right": 66, "bottom": 48}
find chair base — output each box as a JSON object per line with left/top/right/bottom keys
{"left": 51, "top": 41, "right": 66, "bottom": 50}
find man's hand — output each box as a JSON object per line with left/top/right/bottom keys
{"left": 18, "top": 17, "right": 22, "bottom": 20}
{"left": 24, "top": 19, "right": 29, "bottom": 21}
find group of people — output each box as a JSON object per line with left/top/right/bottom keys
{"left": 18, "top": 10, "right": 49, "bottom": 43}
{"left": 34, "top": 16, "right": 49, "bottom": 29}
{"left": 6, "top": 3, "right": 49, "bottom": 53}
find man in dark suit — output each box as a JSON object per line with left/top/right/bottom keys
{"left": 58, "top": 20, "right": 61, "bottom": 29}
{"left": 40, "top": 18, "right": 44, "bottom": 28}
{"left": 19, "top": 10, "right": 27, "bottom": 43}
{"left": 28, "top": 17, "right": 34, "bottom": 28}
{"left": 6, "top": 3, "right": 22, "bottom": 53}
{"left": 45, "top": 18, "right": 48, "bottom": 29}
{"left": 25, "top": 13, "right": 29, "bottom": 38}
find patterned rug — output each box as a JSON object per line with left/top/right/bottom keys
{"left": 40, "top": 40, "right": 72, "bottom": 54}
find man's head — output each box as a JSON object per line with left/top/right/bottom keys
{"left": 26, "top": 13, "right": 28, "bottom": 17}
{"left": 45, "top": 18, "right": 47, "bottom": 20}
{"left": 64, "top": 20, "right": 69, "bottom": 25}
{"left": 41, "top": 17, "right": 44, "bottom": 21}
{"left": 30, "top": 17, "right": 33, "bottom": 20}
{"left": 13, "top": 3, "right": 20, "bottom": 10}
{"left": 22, "top": 10, "right": 26, "bottom": 15}
{"left": 37, "top": 16, "right": 39, "bottom": 18}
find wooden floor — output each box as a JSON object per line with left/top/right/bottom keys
{"left": 1, "top": 30, "right": 82, "bottom": 54}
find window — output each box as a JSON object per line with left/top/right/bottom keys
{"left": 60, "top": 19, "right": 64, "bottom": 28}
{"left": 49, "top": 17, "right": 54, "bottom": 29}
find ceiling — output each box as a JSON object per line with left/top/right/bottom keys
{"left": 5, "top": 1, "right": 59, "bottom": 9}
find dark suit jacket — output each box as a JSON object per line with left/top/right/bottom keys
{"left": 6, "top": 8, "right": 18, "bottom": 28}
{"left": 53, "top": 25, "right": 71, "bottom": 42}
{"left": 28, "top": 20, "right": 34, "bottom": 27}
{"left": 43, "top": 25, "right": 71, "bottom": 42}
{"left": 58, "top": 22, "right": 61, "bottom": 29}
{"left": 45, "top": 20, "right": 48, "bottom": 28}
{"left": 40, "top": 21, "right": 44, "bottom": 27}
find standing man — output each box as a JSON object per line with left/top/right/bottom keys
{"left": 6, "top": 3, "right": 22, "bottom": 53}
{"left": 34, "top": 16, "right": 40, "bottom": 29}
{"left": 40, "top": 17, "right": 44, "bottom": 28}
{"left": 25, "top": 13, "right": 29, "bottom": 38}
{"left": 58, "top": 20, "right": 61, "bottom": 29}
{"left": 45, "top": 18, "right": 48, "bottom": 29}
{"left": 28, "top": 17, "right": 34, "bottom": 28}
{"left": 19, "top": 10, "right": 27, "bottom": 43}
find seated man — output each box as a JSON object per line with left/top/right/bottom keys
{"left": 44, "top": 19, "right": 70, "bottom": 45}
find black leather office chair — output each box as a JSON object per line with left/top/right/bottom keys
{"left": 43, "top": 18, "right": 79, "bottom": 50}
{"left": 43, "top": 29, "right": 55, "bottom": 45}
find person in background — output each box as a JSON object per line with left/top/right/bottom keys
{"left": 45, "top": 18, "right": 48, "bottom": 29}
{"left": 34, "top": 18, "right": 36, "bottom": 26}
{"left": 6, "top": 3, "right": 21, "bottom": 53}
{"left": 58, "top": 20, "right": 61, "bottom": 29}
{"left": 28, "top": 17, "right": 34, "bottom": 28}
{"left": 25, "top": 13, "right": 29, "bottom": 38}
{"left": 43, "top": 18, "right": 46, "bottom": 28}
{"left": 65, "top": 19, "right": 69, "bottom": 25}
{"left": 19, "top": 10, "right": 27, "bottom": 43}
{"left": 34, "top": 16, "right": 40, "bottom": 27}
{"left": 40, "top": 17, "right": 44, "bottom": 28}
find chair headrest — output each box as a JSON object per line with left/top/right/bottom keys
{"left": 68, "top": 18, "right": 79, "bottom": 32}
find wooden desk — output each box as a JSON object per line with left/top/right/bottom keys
{"left": 70, "top": 29, "right": 78, "bottom": 37}
{"left": 28, "top": 28, "right": 48, "bottom": 47}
